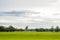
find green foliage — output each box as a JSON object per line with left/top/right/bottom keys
{"left": 55, "top": 26, "right": 60, "bottom": 32}
{"left": 50, "top": 26, "right": 54, "bottom": 32}
{"left": 0, "top": 25, "right": 60, "bottom": 32}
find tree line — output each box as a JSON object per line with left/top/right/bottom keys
{"left": 0, "top": 25, "right": 60, "bottom": 32}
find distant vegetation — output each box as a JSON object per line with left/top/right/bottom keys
{"left": 0, "top": 25, "right": 60, "bottom": 32}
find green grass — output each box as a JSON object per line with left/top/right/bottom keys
{"left": 0, "top": 32, "right": 60, "bottom": 40}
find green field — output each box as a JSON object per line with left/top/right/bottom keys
{"left": 0, "top": 32, "right": 60, "bottom": 40}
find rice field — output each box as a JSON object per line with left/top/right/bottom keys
{"left": 0, "top": 32, "right": 60, "bottom": 40}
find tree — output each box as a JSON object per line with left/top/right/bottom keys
{"left": 35, "top": 28, "right": 39, "bottom": 32}
{"left": 55, "top": 26, "right": 60, "bottom": 32}
{"left": 0, "top": 26, "right": 5, "bottom": 31}
{"left": 35, "top": 28, "right": 45, "bottom": 32}
{"left": 8, "top": 25, "right": 15, "bottom": 32}
{"left": 25, "top": 26, "right": 28, "bottom": 31}
{"left": 39, "top": 28, "right": 45, "bottom": 32}
{"left": 50, "top": 26, "right": 54, "bottom": 32}
{"left": 19, "top": 29, "right": 24, "bottom": 31}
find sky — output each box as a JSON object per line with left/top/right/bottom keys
{"left": 0, "top": 0, "right": 60, "bottom": 28}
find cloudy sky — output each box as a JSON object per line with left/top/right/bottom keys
{"left": 0, "top": 0, "right": 60, "bottom": 28}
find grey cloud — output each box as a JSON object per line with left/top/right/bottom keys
{"left": 0, "top": 11, "right": 39, "bottom": 17}
{"left": 0, "top": 0, "right": 60, "bottom": 28}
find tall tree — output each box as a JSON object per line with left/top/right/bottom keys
{"left": 50, "top": 26, "right": 54, "bottom": 32}
{"left": 55, "top": 26, "right": 60, "bottom": 32}
{"left": 25, "top": 26, "right": 28, "bottom": 31}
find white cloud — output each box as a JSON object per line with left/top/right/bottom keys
{"left": 0, "top": 0, "right": 60, "bottom": 28}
